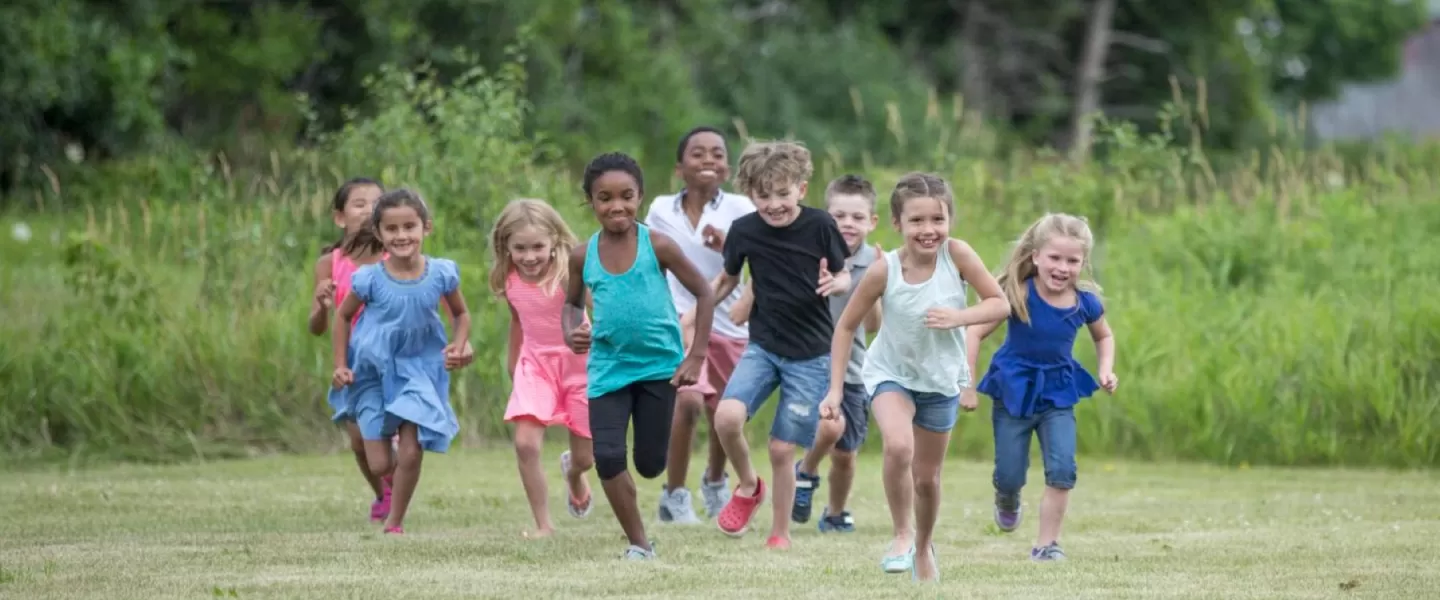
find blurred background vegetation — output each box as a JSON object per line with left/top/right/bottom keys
{"left": 2, "top": 0, "right": 1438, "bottom": 468}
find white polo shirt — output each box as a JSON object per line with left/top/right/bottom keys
{"left": 645, "top": 189, "right": 756, "bottom": 340}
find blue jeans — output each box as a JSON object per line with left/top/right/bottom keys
{"left": 992, "top": 404, "right": 1078, "bottom": 498}
{"left": 872, "top": 381, "right": 960, "bottom": 434}
{"left": 721, "top": 343, "right": 830, "bottom": 448}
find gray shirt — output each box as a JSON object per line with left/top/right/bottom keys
{"left": 828, "top": 243, "right": 878, "bottom": 385}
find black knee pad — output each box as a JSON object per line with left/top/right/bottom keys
{"left": 595, "top": 452, "right": 629, "bottom": 481}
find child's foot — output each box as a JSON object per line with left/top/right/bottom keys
{"left": 370, "top": 482, "right": 393, "bottom": 522}
{"left": 700, "top": 473, "right": 731, "bottom": 519}
{"left": 994, "top": 491, "right": 1022, "bottom": 532}
{"left": 560, "top": 451, "right": 593, "bottom": 518}
{"left": 622, "top": 542, "right": 657, "bottom": 560}
{"left": 657, "top": 486, "right": 702, "bottom": 524}
{"left": 1031, "top": 542, "right": 1066, "bottom": 562}
{"left": 880, "top": 541, "right": 916, "bottom": 574}
{"left": 716, "top": 477, "right": 766, "bottom": 537}
{"left": 791, "top": 461, "right": 821, "bottom": 524}
{"left": 522, "top": 527, "right": 555, "bottom": 539}
{"left": 383, "top": 526, "right": 404, "bottom": 535}
{"left": 765, "top": 535, "right": 791, "bottom": 550}
{"left": 817, "top": 507, "right": 855, "bottom": 533}
{"left": 913, "top": 543, "right": 939, "bottom": 582}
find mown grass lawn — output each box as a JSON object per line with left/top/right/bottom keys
{"left": 1, "top": 446, "right": 1436, "bottom": 599}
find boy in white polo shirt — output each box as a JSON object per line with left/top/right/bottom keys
{"left": 645, "top": 126, "right": 756, "bottom": 524}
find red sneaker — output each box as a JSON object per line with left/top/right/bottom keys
{"left": 765, "top": 535, "right": 791, "bottom": 550}
{"left": 716, "top": 477, "right": 766, "bottom": 537}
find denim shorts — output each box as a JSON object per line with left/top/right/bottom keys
{"left": 872, "top": 381, "right": 960, "bottom": 434}
{"left": 720, "top": 343, "right": 830, "bottom": 448}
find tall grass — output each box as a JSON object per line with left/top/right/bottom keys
{"left": 2, "top": 57, "right": 1437, "bottom": 468}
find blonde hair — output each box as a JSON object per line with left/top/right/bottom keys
{"left": 888, "top": 172, "right": 954, "bottom": 220}
{"left": 998, "top": 213, "right": 1103, "bottom": 324}
{"left": 734, "top": 140, "right": 813, "bottom": 198}
{"left": 488, "top": 198, "right": 579, "bottom": 296}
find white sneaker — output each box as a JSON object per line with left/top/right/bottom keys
{"left": 700, "top": 474, "right": 731, "bottom": 520}
{"left": 657, "top": 486, "right": 702, "bottom": 524}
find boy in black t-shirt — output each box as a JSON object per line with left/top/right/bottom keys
{"left": 708, "top": 141, "right": 851, "bottom": 548}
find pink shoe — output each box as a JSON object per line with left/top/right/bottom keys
{"left": 383, "top": 526, "right": 404, "bottom": 535}
{"left": 371, "top": 477, "right": 394, "bottom": 522}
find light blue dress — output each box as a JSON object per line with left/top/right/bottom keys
{"left": 344, "top": 257, "right": 462, "bottom": 453}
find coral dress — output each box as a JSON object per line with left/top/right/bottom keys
{"left": 503, "top": 270, "right": 592, "bottom": 438}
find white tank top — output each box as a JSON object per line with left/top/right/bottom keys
{"left": 860, "top": 243, "right": 972, "bottom": 397}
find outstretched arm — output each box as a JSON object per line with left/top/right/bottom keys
{"left": 562, "top": 245, "right": 590, "bottom": 353}
{"left": 964, "top": 319, "right": 1003, "bottom": 383}
{"left": 828, "top": 261, "right": 888, "bottom": 397}
{"left": 949, "top": 239, "right": 1011, "bottom": 326}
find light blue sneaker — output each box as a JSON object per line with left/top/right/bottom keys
{"left": 623, "top": 540, "right": 658, "bottom": 561}
{"left": 657, "top": 486, "right": 702, "bottom": 524}
{"left": 700, "top": 473, "right": 730, "bottom": 520}
{"left": 880, "top": 544, "right": 915, "bottom": 574}
{"left": 1030, "top": 542, "right": 1066, "bottom": 562}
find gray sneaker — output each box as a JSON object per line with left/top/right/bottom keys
{"left": 700, "top": 473, "right": 731, "bottom": 520}
{"left": 657, "top": 486, "right": 702, "bottom": 524}
{"left": 623, "top": 544, "right": 657, "bottom": 560}
{"left": 1030, "top": 542, "right": 1066, "bottom": 562}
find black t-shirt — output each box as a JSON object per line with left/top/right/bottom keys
{"left": 723, "top": 206, "right": 850, "bottom": 359}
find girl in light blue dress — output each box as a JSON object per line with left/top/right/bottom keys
{"left": 332, "top": 189, "right": 473, "bottom": 535}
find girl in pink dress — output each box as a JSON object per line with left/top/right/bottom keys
{"left": 489, "top": 198, "right": 596, "bottom": 538}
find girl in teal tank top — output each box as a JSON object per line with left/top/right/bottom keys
{"left": 562, "top": 152, "right": 718, "bottom": 560}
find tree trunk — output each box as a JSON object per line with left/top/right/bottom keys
{"left": 1067, "top": 0, "right": 1117, "bottom": 160}
{"left": 957, "top": 1, "right": 990, "bottom": 118}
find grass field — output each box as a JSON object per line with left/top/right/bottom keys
{"left": 2, "top": 446, "right": 1436, "bottom": 599}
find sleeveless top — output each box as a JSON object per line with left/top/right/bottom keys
{"left": 582, "top": 224, "right": 685, "bottom": 398}
{"left": 505, "top": 269, "right": 586, "bottom": 352}
{"left": 828, "top": 242, "right": 879, "bottom": 386}
{"left": 861, "top": 243, "right": 972, "bottom": 397}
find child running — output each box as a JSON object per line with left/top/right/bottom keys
{"left": 824, "top": 172, "right": 1010, "bottom": 582}
{"left": 332, "top": 189, "right": 473, "bottom": 535}
{"left": 490, "top": 198, "right": 596, "bottom": 538}
{"left": 789, "top": 174, "right": 885, "bottom": 531}
{"left": 965, "top": 212, "right": 1117, "bottom": 562}
{"left": 709, "top": 141, "right": 852, "bottom": 549}
{"left": 309, "top": 177, "right": 391, "bottom": 521}
{"left": 563, "top": 152, "right": 716, "bottom": 560}
{"left": 645, "top": 126, "right": 755, "bottom": 524}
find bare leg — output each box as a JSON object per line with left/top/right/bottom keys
{"left": 714, "top": 399, "right": 758, "bottom": 494}
{"left": 766, "top": 439, "right": 798, "bottom": 541}
{"left": 347, "top": 421, "right": 384, "bottom": 498}
{"left": 665, "top": 391, "right": 706, "bottom": 491}
{"left": 512, "top": 419, "right": 552, "bottom": 537}
{"left": 702, "top": 403, "right": 728, "bottom": 482}
{"left": 600, "top": 472, "right": 650, "bottom": 549}
{"left": 566, "top": 432, "right": 595, "bottom": 506}
{"left": 799, "top": 413, "right": 843, "bottom": 475}
{"left": 872, "top": 392, "right": 917, "bottom": 556}
{"left": 827, "top": 449, "right": 857, "bottom": 514}
{"left": 1037, "top": 488, "right": 1070, "bottom": 546}
{"left": 911, "top": 425, "right": 951, "bottom": 582}
{"left": 383, "top": 423, "right": 423, "bottom": 530}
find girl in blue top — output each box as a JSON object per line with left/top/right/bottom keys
{"left": 965, "top": 212, "right": 1117, "bottom": 562}
{"left": 563, "top": 152, "right": 716, "bottom": 561}
{"left": 332, "top": 189, "right": 473, "bottom": 536}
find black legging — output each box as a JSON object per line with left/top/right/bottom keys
{"left": 590, "top": 379, "right": 676, "bottom": 481}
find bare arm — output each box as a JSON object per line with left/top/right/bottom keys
{"left": 964, "top": 319, "right": 1004, "bottom": 382}
{"left": 309, "top": 254, "right": 333, "bottom": 336}
{"left": 333, "top": 292, "right": 363, "bottom": 370}
{"left": 562, "top": 245, "right": 589, "bottom": 343}
{"left": 506, "top": 300, "right": 522, "bottom": 377}
{"left": 443, "top": 288, "right": 472, "bottom": 348}
{"left": 863, "top": 297, "right": 883, "bottom": 333}
{"left": 729, "top": 279, "right": 754, "bottom": 326}
{"left": 713, "top": 271, "right": 741, "bottom": 306}
{"left": 1088, "top": 315, "right": 1115, "bottom": 374}
{"left": 828, "top": 261, "right": 888, "bottom": 397}
{"left": 949, "top": 239, "right": 1011, "bottom": 327}
{"left": 654, "top": 232, "right": 714, "bottom": 359}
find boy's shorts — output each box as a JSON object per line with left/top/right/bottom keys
{"left": 720, "top": 342, "right": 829, "bottom": 448}
{"left": 834, "top": 382, "right": 871, "bottom": 452}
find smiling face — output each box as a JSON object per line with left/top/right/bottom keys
{"left": 589, "top": 170, "right": 642, "bottom": 234}
{"left": 1032, "top": 234, "right": 1087, "bottom": 294}
{"left": 751, "top": 179, "right": 807, "bottom": 227}
{"left": 677, "top": 131, "right": 729, "bottom": 191}
{"left": 333, "top": 184, "right": 381, "bottom": 233}
{"left": 376, "top": 204, "right": 430, "bottom": 258}
{"left": 826, "top": 193, "right": 877, "bottom": 252}
{"left": 895, "top": 195, "right": 950, "bottom": 258}
{"left": 506, "top": 224, "right": 554, "bottom": 280}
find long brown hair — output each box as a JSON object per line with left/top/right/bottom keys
{"left": 997, "top": 213, "right": 1102, "bottom": 324}
{"left": 488, "top": 199, "right": 579, "bottom": 297}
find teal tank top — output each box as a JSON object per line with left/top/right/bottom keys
{"left": 582, "top": 224, "right": 685, "bottom": 397}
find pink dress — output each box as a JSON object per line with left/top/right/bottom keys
{"left": 504, "top": 270, "right": 591, "bottom": 438}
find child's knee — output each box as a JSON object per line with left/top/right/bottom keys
{"left": 568, "top": 448, "right": 595, "bottom": 473}
{"left": 912, "top": 470, "right": 941, "bottom": 497}
{"left": 882, "top": 437, "right": 914, "bottom": 466}
{"left": 829, "top": 448, "right": 857, "bottom": 472}
{"left": 1044, "top": 465, "right": 1077, "bottom": 490}
{"left": 674, "top": 392, "right": 704, "bottom": 422}
{"left": 992, "top": 464, "right": 1026, "bottom": 495}
{"left": 512, "top": 436, "right": 542, "bottom": 463}
{"left": 634, "top": 451, "right": 666, "bottom": 480}
{"left": 713, "top": 400, "right": 748, "bottom": 434}
{"left": 766, "top": 438, "right": 797, "bottom": 464}
{"left": 594, "top": 449, "right": 628, "bottom": 481}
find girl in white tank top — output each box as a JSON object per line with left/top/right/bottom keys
{"left": 822, "top": 173, "right": 1011, "bottom": 583}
